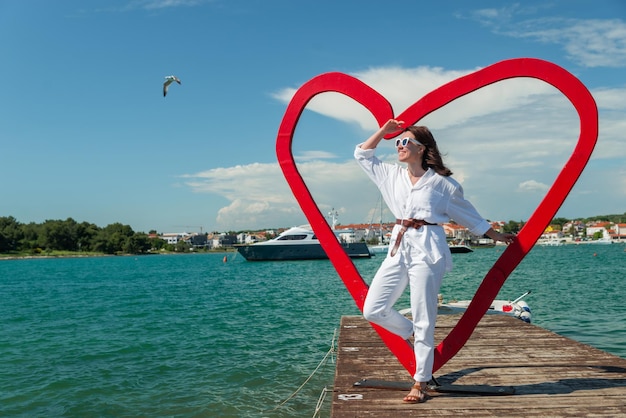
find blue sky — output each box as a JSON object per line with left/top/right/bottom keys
{"left": 1, "top": 0, "right": 625, "bottom": 234}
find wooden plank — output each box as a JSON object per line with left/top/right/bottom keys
{"left": 331, "top": 315, "right": 626, "bottom": 417}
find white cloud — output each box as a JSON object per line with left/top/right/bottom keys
{"left": 464, "top": 8, "right": 626, "bottom": 68}
{"left": 273, "top": 65, "right": 556, "bottom": 132}
{"left": 593, "top": 86, "right": 626, "bottom": 110}
{"left": 124, "top": 0, "right": 209, "bottom": 10}
{"left": 295, "top": 150, "right": 338, "bottom": 161}
{"left": 511, "top": 19, "right": 626, "bottom": 68}
{"left": 182, "top": 65, "right": 625, "bottom": 229}
{"left": 472, "top": 8, "right": 501, "bottom": 20}
{"left": 180, "top": 159, "right": 381, "bottom": 230}
{"left": 518, "top": 180, "right": 550, "bottom": 192}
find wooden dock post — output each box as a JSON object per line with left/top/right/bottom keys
{"left": 331, "top": 315, "right": 626, "bottom": 417}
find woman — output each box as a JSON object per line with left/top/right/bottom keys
{"left": 354, "top": 119, "right": 515, "bottom": 403}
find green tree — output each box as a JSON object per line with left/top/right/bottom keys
{"left": 92, "top": 223, "right": 135, "bottom": 254}
{"left": 39, "top": 218, "right": 80, "bottom": 251}
{"left": 123, "top": 233, "right": 151, "bottom": 254}
{"left": 0, "top": 216, "right": 23, "bottom": 252}
{"left": 504, "top": 220, "right": 523, "bottom": 233}
{"left": 175, "top": 240, "right": 191, "bottom": 252}
{"left": 75, "top": 221, "right": 99, "bottom": 252}
{"left": 149, "top": 237, "right": 166, "bottom": 251}
{"left": 552, "top": 217, "right": 569, "bottom": 228}
{"left": 19, "top": 222, "right": 42, "bottom": 252}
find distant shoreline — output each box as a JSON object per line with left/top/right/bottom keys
{"left": 0, "top": 250, "right": 234, "bottom": 261}
{"left": 0, "top": 253, "right": 113, "bottom": 261}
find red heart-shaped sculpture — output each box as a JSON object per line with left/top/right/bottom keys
{"left": 276, "top": 58, "right": 598, "bottom": 375}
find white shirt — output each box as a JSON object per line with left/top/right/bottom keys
{"left": 355, "top": 144, "right": 491, "bottom": 270}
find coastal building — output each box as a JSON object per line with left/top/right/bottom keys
{"left": 160, "top": 232, "right": 190, "bottom": 245}
{"left": 586, "top": 221, "right": 611, "bottom": 238}
{"left": 611, "top": 223, "right": 626, "bottom": 241}
{"left": 490, "top": 220, "right": 506, "bottom": 231}
{"left": 237, "top": 232, "right": 257, "bottom": 244}
{"left": 362, "top": 223, "right": 394, "bottom": 244}
{"left": 443, "top": 223, "right": 470, "bottom": 241}
{"left": 212, "top": 233, "right": 237, "bottom": 248}
{"left": 335, "top": 227, "right": 367, "bottom": 243}
{"left": 334, "top": 223, "right": 392, "bottom": 244}
{"left": 542, "top": 229, "right": 565, "bottom": 241}
{"left": 154, "top": 232, "right": 210, "bottom": 249}
{"left": 182, "top": 233, "right": 210, "bottom": 249}
{"left": 563, "top": 220, "right": 585, "bottom": 237}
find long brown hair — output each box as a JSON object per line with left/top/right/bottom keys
{"left": 403, "top": 126, "right": 452, "bottom": 177}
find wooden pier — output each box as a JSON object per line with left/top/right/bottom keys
{"left": 331, "top": 315, "right": 626, "bottom": 417}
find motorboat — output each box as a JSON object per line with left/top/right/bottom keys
{"left": 399, "top": 291, "right": 532, "bottom": 323}
{"left": 441, "top": 297, "right": 532, "bottom": 323}
{"left": 539, "top": 239, "right": 565, "bottom": 246}
{"left": 448, "top": 240, "right": 473, "bottom": 253}
{"left": 368, "top": 244, "right": 389, "bottom": 255}
{"left": 576, "top": 230, "right": 613, "bottom": 245}
{"left": 582, "top": 237, "right": 612, "bottom": 245}
{"left": 235, "top": 225, "right": 371, "bottom": 261}
{"left": 448, "top": 243, "right": 473, "bottom": 253}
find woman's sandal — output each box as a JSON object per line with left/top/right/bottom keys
{"left": 402, "top": 383, "right": 428, "bottom": 404}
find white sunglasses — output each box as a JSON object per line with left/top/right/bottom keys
{"left": 395, "top": 137, "right": 422, "bottom": 148}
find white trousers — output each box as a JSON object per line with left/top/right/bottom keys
{"left": 362, "top": 248, "right": 446, "bottom": 382}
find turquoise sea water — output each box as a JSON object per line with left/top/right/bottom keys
{"left": 1, "top": 243, "right": 625, "bottom": 417}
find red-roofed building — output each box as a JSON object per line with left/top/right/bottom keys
{"left": 442, "top": 223, "right": 470, "bottom": 240}
{"left": 610, "top": 223, "right": 626, "bottom": 241}
{"left": 586, "top": 221, "right": 611, "bottom": 238}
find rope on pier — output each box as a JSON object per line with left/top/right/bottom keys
{"left": 270, "top": 328, "right": 338, "bottom": 413}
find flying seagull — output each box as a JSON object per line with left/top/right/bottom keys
{"left": 163, "top": 75, "right": 181, "bottom": 97}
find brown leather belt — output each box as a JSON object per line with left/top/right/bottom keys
{"left": 390, "top": 218, "right": 438, "bottom": 257}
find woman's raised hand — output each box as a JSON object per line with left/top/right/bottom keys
{"left": 382, "top": 119, "right": 405, "bottom": 136}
